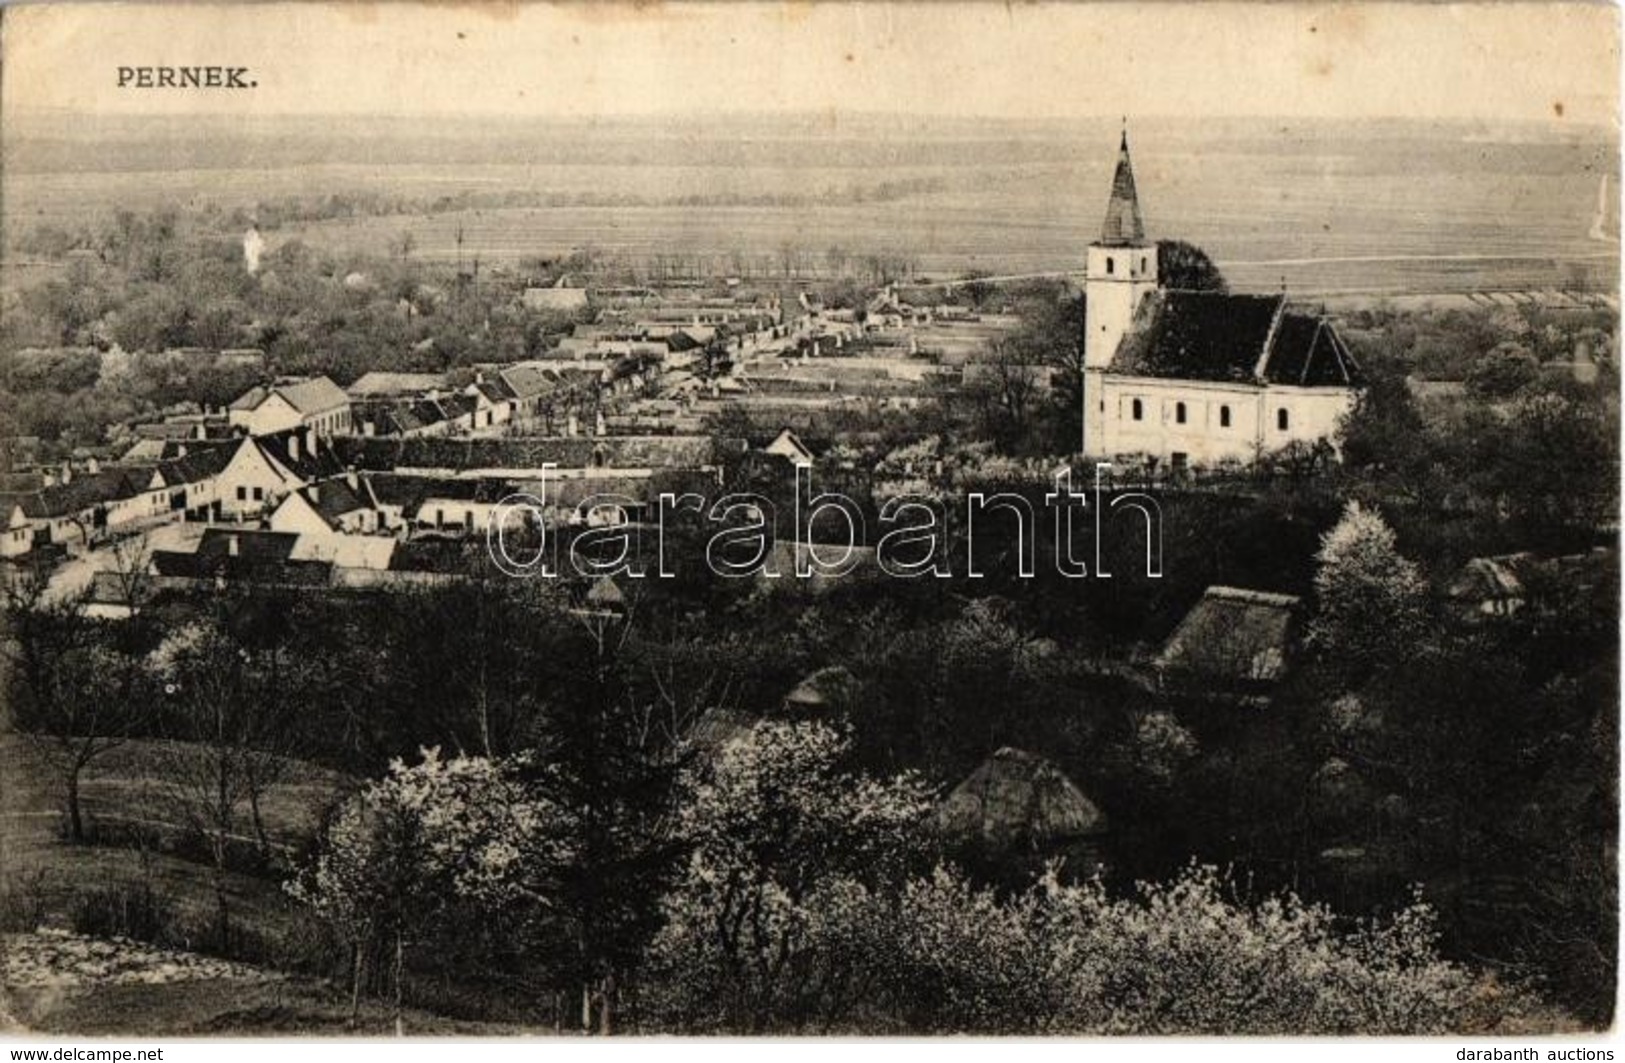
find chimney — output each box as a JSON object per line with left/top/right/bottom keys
{"left": 305, "top": 426, "right": 317, "bottom": 456}
{"left": 86, "top": 457, "right": 100, "bottom": 474}
{"left": 309, "top": 484, "right": 319, "bottom": 504}
{"left": 346, "top": 470, "right": 360, "bottom": 491}
{"left": 227, "top": 534, "right": 240, "bottom": 557}
{"left": 567, "top": 412, "right": 579, "bottom": 437}
{"left": 288, "top": 433, "right": 300, "bottom": 462}
{"left": 59, "top": 466, "right": 72, "bottom": 486}
{"left": 177, "top": 443, "right": 188, "bottom": 458}
{"left": 194, "top": 421, "right": 207, "bottom": 440}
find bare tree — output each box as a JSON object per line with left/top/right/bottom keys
{"left": 3, "top": 581, "right": 143, "bottom": 843}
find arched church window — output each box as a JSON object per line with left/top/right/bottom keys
{"left": 1220, "top": 405, "right": 1231, "bottom": 428}
{"left": 1131, "top": 398, "right": 1143, "bottom": 421}
{"left": 1277, "top": 408, "right": 1290, "bottom": 431}
{"left": 1105, "top": 257, "right": 1115, "bottom": 275}
{"left": 1140, "top": 256, "right": 1148, "bottom": 272}
{"left": 1175, "top": 402, "right": 1187, "bottom": 424}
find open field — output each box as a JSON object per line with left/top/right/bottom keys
{"left": 0, "top": 731, "right": 349, "bottom": 980}
{"left": 3, "top": 114, "right": 1616, "bottom": 298}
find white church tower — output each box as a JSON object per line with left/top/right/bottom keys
{"left": 1083, "top": 128, "right": 1158, "bottom": 453}
{"left": 1085, "top": 128, "right": 1158, "bottom": 368}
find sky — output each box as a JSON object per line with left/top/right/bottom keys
{"left": 2, "top": 1, "right": 1618, "bottom": 126}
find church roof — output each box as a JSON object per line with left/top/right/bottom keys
{"left": 1109, "top": 290, "right": 1363, "bottom": 387}
{"left": 1098, "top": 130, "right": 1148, "bottom": 248}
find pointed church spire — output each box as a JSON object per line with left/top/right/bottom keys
{"left": 1099, "top": 125, "right": 1147, "bottom": 247}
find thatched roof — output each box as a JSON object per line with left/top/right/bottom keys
{"left": 1157, "top": 585, "right": 1301, "bottom": 686}
{"left": 934, "top": 747, "right": 1106, "bottom": 846}
{"left": 782, "top": 665, "right": 859, "bottom": 713}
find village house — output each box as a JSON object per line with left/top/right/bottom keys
{"left": 2, "top": 467, "right": 148, "bottom": 555}
{"left": 1156, "top": 585, "right": 1302, "bottom": 700}
{"left": 407, "top": 478, "right": 521, "bottom": 536}
{"left": 267, "top": 474, "right": 383, "bottom": 537}
{"left": 228, "top": 376, "right": 353, "bottom": 438}
{"left": 1081, "top": 132, "right": 1363, "bottom": 468}
{"left": 465, "top": 373, "right": 520, "bottom": 430}
{"left": 213, "top": 427, "right": 345, "bottom": 520}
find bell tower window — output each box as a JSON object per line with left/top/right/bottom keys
{"left": 1105, "top": 256, "right": 1115, "bottom": 275}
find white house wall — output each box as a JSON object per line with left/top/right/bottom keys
{"left": 217, "top": 442, "right": 298, "bottom": 519}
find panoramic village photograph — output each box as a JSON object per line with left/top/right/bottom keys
{"left": 0, "top": 0, "right": 1618, "bottom": 1039}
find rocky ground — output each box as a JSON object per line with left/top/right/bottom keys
{"left": 2, "top": 928, "right": 282, "bottom": 989}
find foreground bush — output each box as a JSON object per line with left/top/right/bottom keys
{"left": 644, "top": 722, "right": 1558, "bottom": 1034}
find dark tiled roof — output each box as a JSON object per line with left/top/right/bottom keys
{"left": 1261, "top": 313, "right": 1363, "bottom": 387}
{"left": 366, "top": 472, "right": 440, "bottom": 508}
{"left": 665, "top": 330, "right": 702, "bottom": 353}
{"left": 157, "top": 444, "right": 235, "bottom": 486}
{"left": 151, "top": 528, "right": 328, "bottom": 585}
{"left": 1, "top": 470, "right": 135, "bottom": 520}
{"left": 1112, "top": 292, "right": 1280, "bottom": 383}
{"left": 197, "top": 527, "right": 299, "bottom": 563}
{"left": 297, "top": 478, "right": 370, "bottom": 526}
{"left": 256, "top": 430, "right": 348, "bottom": 482}
{"left": 1110, "top": 291, "right": 1361, "bottom": 387}
{"left": 475, "top": 376, "right": 518, "bottom": 402}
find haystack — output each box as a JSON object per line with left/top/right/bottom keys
{"left": 934, "top": 747, "right": 1106, "bottom": 848}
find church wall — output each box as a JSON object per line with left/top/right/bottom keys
{"left": 1259, "top": 384, "right": 1357, "bottom": 454}
{"left": 1087, "top": 374, "right": 1355, "bottom": 466}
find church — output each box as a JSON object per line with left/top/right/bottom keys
{"left": 1081, "top": 132, "right": 1363, "bottom": 468}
